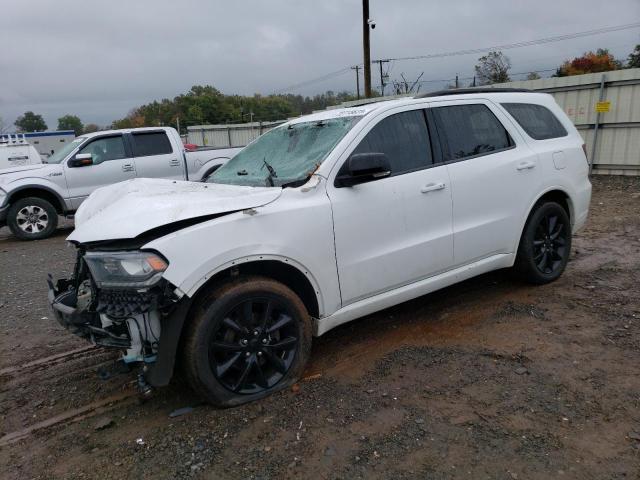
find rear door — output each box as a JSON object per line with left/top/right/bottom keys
{"left": 430, "top": 100, "right": 541, "bottom": 266}
{"left": 64, "top": 134, "right": 136, "bottom": 209}
{"left": 130, "top": 130, "right": 185, "bottom": 180}
{"left": 327, "top": 108, "right": 453, "bottom": 305}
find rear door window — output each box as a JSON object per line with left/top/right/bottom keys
{"left": 131, "top": 131, "right": 173, "bottom": 157}
{"left": 351, "top": 110, "right": 433, "bottom": 175}
{"left": 501, "top": 103, "right": 568, "bottom": 140}
{"left": 432, "top": 104, "right": 512, "bottom": 161}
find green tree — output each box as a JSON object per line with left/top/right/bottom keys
{"left": 14, "top": 111, "right": 47, "bottom": 132}
{"left": 110, "top": 86, "right": 358, "bottom": 129}
{"left": 628, "top": 44, "right": 640, "bottom": 68}
{"left": 526, "top": 72, "right": 541, "bottom": 80}
{"left": 474, "top": 51, "right": 511, "bottom": 85}
{"left": 83, "top": 123, "right": 100, "bottom": 134}
{"left": 57, "top": 115, "right": 84, "bottom": 136}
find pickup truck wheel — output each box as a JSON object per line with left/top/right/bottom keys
{"left": 7, "top": 197, "right": 58, "bottom": 240}
{"left": 514, "top": 201, "right": 571, "bottom": 284}
{"left": 182, "top": 276, "right": 312, "bottom": 407}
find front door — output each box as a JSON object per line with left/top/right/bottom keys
{"left": 327, "top": 108, "right": 453, "bottom": 306}
{"left": 64, "top": 134, "right": 136, "bottom": 210}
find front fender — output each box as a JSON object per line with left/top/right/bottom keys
{"left": 143, "top": 189, "right": 340, "bottom": 317}
{"left": 3, "top": 179, "right": 70, "bottom": 211}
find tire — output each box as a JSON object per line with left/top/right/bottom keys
{"left": 7, "top": 197, "right": 59, "bottom": 240}
{"left": 514, "top": 201, "right": 571, "bottom": 284}
{"left": 182, "top": 276, "right": 313, "bottom": 407}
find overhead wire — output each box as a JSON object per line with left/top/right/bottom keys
{"left": 273, "top": 22, "right": 640, "bottom": 94}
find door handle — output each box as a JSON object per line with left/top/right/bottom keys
{"left": 420, "top": 182, "right": 446, "bottom": 194}
{"left": 122, "top": 164, "right": 134, "bottom": 172}
{"left": 516, "top": 161, "right": 536, "bottom": 171}
{"left": 169, "top": 158, "right": 180, "bottom": 166}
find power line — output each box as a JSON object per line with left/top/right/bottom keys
{"left": 273, "top": 22, "right": 640, "bottom": 94}
{"left": 274, "top": 67, "right": 353, "bottom": 94}
{"left": 375, "top": 22, "right": 640, "bottom": 63}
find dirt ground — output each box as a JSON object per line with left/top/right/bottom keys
{"left": 0, "top": 175, "right": 639, "bottom": 479}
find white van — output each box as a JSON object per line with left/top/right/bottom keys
{"left": 0, "top": 134, "right": 42, "bottom": 171}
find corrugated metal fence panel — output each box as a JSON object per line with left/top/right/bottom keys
{"left": 493, "top": 68, "right": 640, "bottom": 175}
{"left": 187, "top": 121, "right": 285, "bottom": 148}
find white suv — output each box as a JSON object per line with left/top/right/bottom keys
{"left": 49, "top": 89, "right": 591, "bottom": 406}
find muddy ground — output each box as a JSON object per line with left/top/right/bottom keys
{"left": 0, "top": 175, "right": 639, "bottom": 479}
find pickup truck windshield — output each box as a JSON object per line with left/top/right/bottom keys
{"left": 45, "top": 137, "right": 86, "bottom": 164}
{"left": 208, "top": 116, "right": 362, "bottom": 187}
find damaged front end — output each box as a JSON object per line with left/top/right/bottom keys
{"left": 48, "top": 247, "right": 190, "bottom": 392}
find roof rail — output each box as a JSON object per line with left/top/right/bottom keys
{"left": 415, "top": 87, "right": 533, "bottom": 98}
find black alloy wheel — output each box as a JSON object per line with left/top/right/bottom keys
{"left": 210, "top": 297, "right": 299, "bottom": 394}
{"left": 532, "top": 211, "right": 568, "bottom": 275}
{"left": 515, "top": 201, "right": 572, "bottom": 284}
{"left": 183, "top": 277, "right": 312, "bottom": 407}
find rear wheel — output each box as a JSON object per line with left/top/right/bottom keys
{"left": 514, "top": 201, "right": 571, "bottom": 284}
{"left": 182, "top": 276, "right": 312, "bottom": 407}
{"left": 7, "top": 197, "right": 58, "bottom": 240}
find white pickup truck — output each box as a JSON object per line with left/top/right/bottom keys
{"left": 0, "top": 127, "right": 241, "bottom": 240}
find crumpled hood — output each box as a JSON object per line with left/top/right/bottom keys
{"left": 68, "top": 178, "right": 282, "bottom": 243}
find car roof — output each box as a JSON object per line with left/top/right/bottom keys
{"left": 285, "top": 89, "right": 553, "bottom": 126}
{"left": 80, "top": 126, "right": 171, "bottom": 139}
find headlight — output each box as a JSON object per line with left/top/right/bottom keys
{"left": 84, "top": 251, "right": 168, "bottom": 288}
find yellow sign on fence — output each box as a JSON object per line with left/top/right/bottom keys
{"left": 595, "top": 101, "right": 611, "bottom": 113}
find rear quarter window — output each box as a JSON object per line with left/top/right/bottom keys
{"left": 501, "top": 103, "right": 568, "bottom": 140}
{"left": 131, "top": 131, "right": 173, "bottom": 157}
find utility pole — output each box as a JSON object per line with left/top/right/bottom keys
{"left": 373, "top": 59, "right": 390, "bottom": 96}
{"left": 351, "top": 65, "right": 361, "bottom": 99}
{"left": 362, "top": 0, "right": 372, "bottom": 98}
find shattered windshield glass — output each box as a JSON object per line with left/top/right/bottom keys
{"left": 208, "top": 116, "right": 362, "bottom": 187}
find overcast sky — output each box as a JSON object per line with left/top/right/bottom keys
{"left": 1, "top": 0, "right": 638, "bottom": 129}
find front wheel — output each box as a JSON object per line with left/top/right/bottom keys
{"left": 7, "top": 197, "right": 59, "bottom": 240}
{"left": 182, "top": 277, "right": 313, "bottom": 407}
{"left": 514, "top": 201, "right": 571, "bottom": 284}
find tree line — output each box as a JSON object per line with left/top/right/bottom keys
{"left": 10, "top": 44, "right": 640, "bottom": 134}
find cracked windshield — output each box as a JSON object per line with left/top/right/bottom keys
{"left": 208, "top": 116, "right": 362, "bottom": 187}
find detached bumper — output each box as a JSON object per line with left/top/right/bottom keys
{"left": 47, "top": 277, "right": 130, "bottom": 348}
{"left": 47, "top": 275, "right": 192, "bottom": 387}
{"left": 48, "top": 278, "right": 92, "bottom": 339}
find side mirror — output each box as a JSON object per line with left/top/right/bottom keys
{"left": 335, "top": 152, "right": 391, "bottom": 187}
{"left": 68, "top": 153, "right": 93, "bottom": 168}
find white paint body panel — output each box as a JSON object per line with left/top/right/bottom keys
{"left": 66, "top": 92, "right": 592, "bottom": 336}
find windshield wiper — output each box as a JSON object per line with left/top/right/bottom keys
{"left": 262, "top": 158, "right": 278, "bottom": 187}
